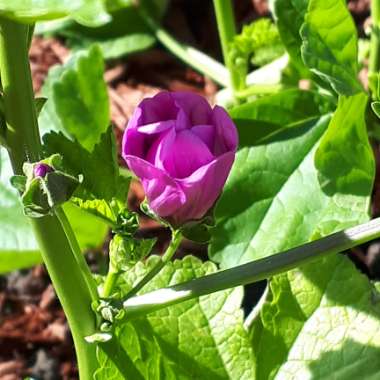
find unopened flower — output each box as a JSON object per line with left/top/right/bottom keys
{"left": 122, "top": 91, "right": 238, "bottom": 227}
{"left": 33, "top": 163, "right": 53, "bottom": 178}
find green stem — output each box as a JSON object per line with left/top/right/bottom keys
{"left": 212, "top": 0, "right": 241, "bottom": 93}
{"left": 125, "top": 230, "right": 183, "bottom": 299}
{"left": 123, "top": 217, "right": 380, "bottom": 318}
{"left": 138, "top": 5, "right": 229, "bottom": 87}
{"left": 55, "top": 207, "right": 99, "bottom": 302}
{"left": 370, "top": 0, "right": 380, "bottom": 74}
{"left": 102, "top": 270, "right": 119, "bottom": 298}
{"left": 0, "top": 18, "right": 97, "bottom": 378}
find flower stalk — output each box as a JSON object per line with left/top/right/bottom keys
{"left": 123, "top": 217, "right": 380, "bottom": 318}
{"left": 125, "top": 230, "right": 183, "bottom": 299}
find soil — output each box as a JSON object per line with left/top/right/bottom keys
{"left": 0, "top": 0, "right": 377, "bottom": 379}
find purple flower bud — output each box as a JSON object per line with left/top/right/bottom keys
{"left": 34, "top": 163, "right": 53, "bottom": 178}
{"left": 122, "top": 91, "right": 238, "bottom": 226}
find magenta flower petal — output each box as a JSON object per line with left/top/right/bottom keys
{"left": 191, "top": 125, "right": 215, "bottom": 152}
{"left": 162, "top": 130, "right": 214, "bottom": 179}
{"left": 122, "top": 127, "right": 146, "bottom": 159}
{"left": 174, "top": 152, "right": 235, "bottom": 223}
{"left": 146, "top": 128, "right": 176, "bottom": 170}
{"left": 175, "top": 108, "right": 191, "bottom": 131}
{"left": 124, "top": 155, "right": 185, "bottom": 217}
{"left": 34, "top": 163, "right": 53, "bottom": 178}
{"left": 212, "top": 105, "right": 239, "bottom": 155}
{"left": 137, "top": 120, "right": 175, "bottom": 135}
{"left": 122, "top": 91, "right": 237, "bottom": 226}
{"left": 138, "top": 92, "right": 178, "bottom": 124}
{"left": 171, "top": 92, "right": 212, "bottom": 125}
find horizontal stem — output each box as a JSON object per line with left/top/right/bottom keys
{"left": 138, "top": 4, "right": 229, "bottom": 87}
{"left": 123, "top": 217, "right": 380, "bottom": 318}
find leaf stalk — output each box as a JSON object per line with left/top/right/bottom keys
{"left": 123, "top": 217, "right": 380, "bottom": 318}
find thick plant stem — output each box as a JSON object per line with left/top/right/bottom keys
{"left": 125, "top": 230, "right": 183, "bottom": 299}
{"left": 123, "top": 217, "right": 380, "bottom": 318}
{"left": 213, "top": 0, "right": 241, "bottom": 93}
{"left": 138, "top": 5, "right": 229, "bottom": 87}
{"left": 370, "top": 0, "right": 380, "bottom": 75}
{"left": 0, "top": 18, "right": 97, "bottom": 378}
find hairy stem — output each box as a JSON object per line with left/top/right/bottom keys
{"left": 212, "top": 0, "right": 241, "bottom": 93}
{"left": 0, "top": 18, "right": 97, "bottom": 378}
{"left": 138, "top": 4, "right": 229, "bottom": 87}
{"left": 123, "top": 217, "right": 380, "bottom": 318}
{"left": 55, "top": 207, "right": 99, "bottom": 302}
{"left": 125, "top": 230, "right": 183, "bottom": 299}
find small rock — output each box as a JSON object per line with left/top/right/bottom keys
{"left": 29, "top": 349, "right": 59, "bottom": 380}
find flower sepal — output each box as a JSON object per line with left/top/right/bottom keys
{"left": 11, "top": 154, "right": 82, "bottom": 218}
{"left": 180, "top": 211, "right": 215, "bottom": 243}
{"left": 141, "top": 197, "right": 215, "bottom": 243}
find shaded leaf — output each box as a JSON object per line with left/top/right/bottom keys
{"left": 229, "top": 89, "right": 333, "bottom": 146}
{"left": 315, "top": 93, "right": 374, "bottom": 196}
{"left": 251, "top": 254, "right": 380, "bottom": 380}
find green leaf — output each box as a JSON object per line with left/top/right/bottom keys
{"left": 0, "top": 148, "right": 108, "bottom": 273}
{"left": 63, "top": 201, "right": 108, "bottom": 249}
{"left": 0, "top": 0, "right": 111, "bottom": 27}
{"left": 39, "top": 45, "right": 109, "bottom": 151}
{"left": 43, "top": 127, "right": 130, "bottom": 201}
{"left": 35, "top": 97, "right": 47, "bottom": 115}
{"left": 109, "top": 234, "right": 156, "bottom": 271}
{"left": 315, "top": 93, "right": 374, "bottom": 196}
{"left": 231, "top": 18, "right": 284, "bottom": 70}
{"left": 71, "top": 198, "right": 117, "bottom": 225}
{"left": 271, "top": 0, "right": 309, "bottom": 71}
{"left": 0, "top": 149, "right": 41, "bottom": 272}
{"left": 229, "top": 89, "right": 333, "bottom": 146}
{"left": 251, "top": 254, "right": 380, "bottom": 380}
{"left": 210, "top": 102, "right": 373, "bottom": 268}
{"left": 300, "top": 0, "right": 362, "bottom": 95}
{"left": 37, "top": 1, "right": 168, "bottom": 59}
{"left": 95, "top": 256, "right": 255, "bottom": 379}
{"left": 64, "top": 32, "right": 155, "bottom": 60}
